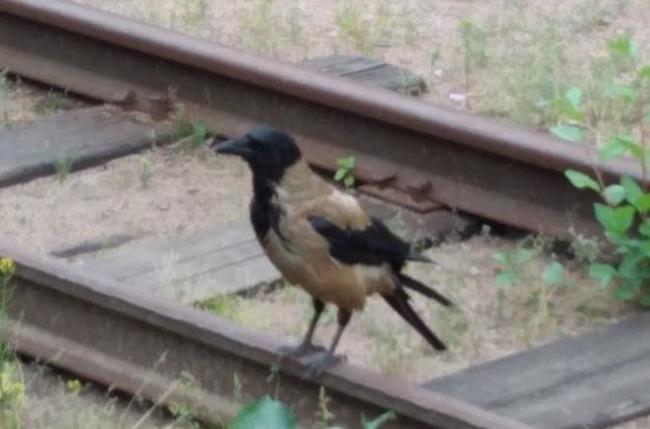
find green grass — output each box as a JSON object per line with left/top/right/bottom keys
{"left": 196, "top": 294, "right": 242, "bottom": 320}
{"left": 0, "top": 259, "right": 25, "bottom": 429}
{"left": 178, "top": 0, "right": 208, "bottom": 32}
{"left": 238, "top": 0, "right": 308, "bottom": 60}
{"left": 334, "top": 0, "right": 416, "bottom": 56}
{"left": 54, "top": 158, "right": 73, "bottom": 182}
{"left": 335, "top": 1, "right": 372, "bottom": 54}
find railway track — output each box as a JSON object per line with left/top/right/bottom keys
{"left": 1, "top": 0, "right": 645, "bottom": 240}
{"left": 0, "top": 1, "right": 648, "bottom": 428}
{"left": 0, "top": 240, "right": 532, "bottom": 429}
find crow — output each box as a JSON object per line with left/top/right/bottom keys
{"left": 212, "top": 126, "right": 451, "bottom": 377}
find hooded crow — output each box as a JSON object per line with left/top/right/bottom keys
{"left": 212, "top": 127, "right": 451, "bottom": 377}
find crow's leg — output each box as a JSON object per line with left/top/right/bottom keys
{"left": 304, "top": 308, "right": 351, "bottom": 378}
{"left": 278, "top": 297, "right": 326, "bottom": 358}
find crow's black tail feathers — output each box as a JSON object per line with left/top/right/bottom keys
{"left": 383, "top": 289, "right": 446, "bottom": 351}
{"left": 397, "top": 273, "right": 452, "bottom": 307}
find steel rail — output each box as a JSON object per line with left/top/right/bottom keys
{"left": 1, "top": 242, "right": 533, "bottom": 429}
{"left": 0, "top": 0, "right": 640, "bottom": 239}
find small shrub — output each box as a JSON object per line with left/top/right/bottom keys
{"left": 558, "top": 37, "right": 650, "bottom": 306}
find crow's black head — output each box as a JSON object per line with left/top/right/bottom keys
{"left": 212, "top": 126, "right": 301, "bottom": 183}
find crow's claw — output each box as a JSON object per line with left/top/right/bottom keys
{"left": 302, "top": 351, "right": 345, "bottom": 379}
{"left": 277, "top": 342, "right": 326, "bottom": 359}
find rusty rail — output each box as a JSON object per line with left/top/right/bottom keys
{"left": 0, "top": 0, "right": 642, "bottom": 239}
{"left": 1, "top": 243, "right": 532, "bottom": 429}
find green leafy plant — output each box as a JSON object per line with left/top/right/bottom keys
{"left": 548, "top": 86, "right": 585, "bottom": 142}
{"left": 542, "top": 261, "right": 565, "bottom": 286}
{"left": 558, "top": 37, "right": 650, "bottom": 306}
{"left": 549, "top": 36, "right": 644, "bottom": 145}
{"left": 565, "top": 170, "right": 650, "bottom": 304}
{"left": 334, "top": 156, "right": 356, "bottom": 188}
{"left": 190, "top": 121, "right": 207, "bottom": 149}
{"left": 65, "top": 379, "right": 83, "bottom": 395}
{"left": 168, "top": 108, "right": 209, "bottom": 151}
{"left": 362, "top": 411, "right": 396, "bottom": 429}
{"left": 493, "top": 246, "right": 538, "bottom": 287}
{"left": 228, "top": 395, "right": 395, "bottom": 429}
{"left": 228, "top": 396, "right": 296, "bottom": 429}
{"left": 492, "top": 238, "right": 566, "bottom": 340}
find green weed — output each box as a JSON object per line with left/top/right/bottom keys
{"left": 568, "top": 228, "right": 602, "bottom": 264}
{"left": 493, "top": 244, "right": 539, "bottom": 287}
{"left": 190, "top": 121, "right": 207, "bottom": 149}
{"left": 555, "top": 37, "right": 650, "bottom": 306}
{"left": 314, "top": 387, "right": 335, "bottom": 428}
{"left": 168, "top": 106, "right": 208, "bottom": 151}
{"left": 65, "top": 379, "right": 83, "bottom": 396}
{"left": 492, "top": 238, "right": 570, "bottom": 342}
{"left": 334, "top": 156, "right": 356, "bottom": 188}
{"left": 549, "top": 36, "right": 643, "bottom": 143}
{"left": 196, "top": 294, "right": 242, "bottom": 320}
{"left": 54, "top": 158, "right": 73, "bottom": 182}
{"left": 228, "top": 394, "right": 394, "bottom": 429}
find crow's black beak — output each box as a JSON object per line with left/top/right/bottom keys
{"left": 211, "top": 136, "right": 253, "bottom": 157}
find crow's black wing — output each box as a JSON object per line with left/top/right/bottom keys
{"left": 308, "top": 215, "right": 451, "bottom": 306}
{"left": 307, "top": 216, "right": 412, "bottom": 270}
